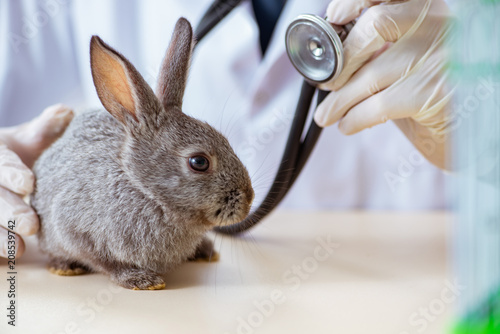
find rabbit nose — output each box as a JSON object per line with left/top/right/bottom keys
{"left": 225, "top": 190, "right": 238, "bottom": 203}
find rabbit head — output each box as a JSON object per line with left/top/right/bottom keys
{"left": 90, "top": 18, "right": 254, "bottom": 227}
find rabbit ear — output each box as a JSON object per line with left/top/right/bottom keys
{"left": 156, "top": 18, "right": 194, "bottom": 110}
{"left": 90, "top": 36, "right": 160, "bottom": 127}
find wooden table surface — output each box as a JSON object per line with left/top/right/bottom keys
{"left": 0, "top": 211, "right": 454, "bottom": 334}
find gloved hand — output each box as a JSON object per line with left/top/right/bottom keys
{"left": 314, "top": 0, "right": 455, "bottom": 169}
{"left": 0, "top": 104, "right": 73, "bottom": 259}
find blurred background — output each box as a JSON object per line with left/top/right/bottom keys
{"left": 0, "top": 0, "right": 499, "bottom": 333}
{"left": 451, "top": 1, "right": 500, "bottom": 332}
{"left": 0, "top": 0, "right": 452, "bottom": 212}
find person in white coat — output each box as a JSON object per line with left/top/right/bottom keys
{"left": 0, "top": 0, "right": 454, "bottom": 258}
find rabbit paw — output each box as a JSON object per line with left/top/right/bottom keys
{"left": 196, "top": 250, "right": 220, "bottom": 262}
{"left": 112, "top": 269, "right": 165, "bottom": 290}
{"left": 48, "top": 258, "right": 89, "bottom": 276}
{"left": 189, "top": 237, "right": 219, "bottom": 262}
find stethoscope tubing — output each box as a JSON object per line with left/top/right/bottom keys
{"left": 194, "top": 0, "right": 245, "bottom": 42}
{"left": 194, "top": 0, "right": 329, "bottom": 235}
{"left": 215, "top": 84, "right": 327, "bottom": 235}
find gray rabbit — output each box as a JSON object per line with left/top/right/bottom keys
{"left": 31, "top": 18, "right": 254, "bottom": 290}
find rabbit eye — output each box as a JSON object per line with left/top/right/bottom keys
{"left": 189, "top": 155, "right": 210, "bottom": 172}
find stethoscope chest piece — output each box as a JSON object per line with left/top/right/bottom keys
{"left": 195, "top": 4, "right": 355, "bottom": 235}
{"left": 285, "top": 14, "right": 352, "bottom": 85}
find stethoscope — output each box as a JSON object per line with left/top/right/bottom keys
{"left": 194, "top": 0, "right": 353, "bottom": 235}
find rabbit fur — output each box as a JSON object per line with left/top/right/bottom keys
{"left": 31, "top": 18, "right": 254, "bottom": 290}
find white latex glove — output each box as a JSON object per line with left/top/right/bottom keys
{"left": 314, "top": 0, "right": 455, "bottom": 169}
{"left": 0, "top": 104, "right": 73, "bottom": 259}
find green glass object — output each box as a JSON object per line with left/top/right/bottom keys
{"left": 450, "top": 0, "right": 500, "bottom": 333}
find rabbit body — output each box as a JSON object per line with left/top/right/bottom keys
{"left": 34, "top": 110, "right": 203, "bottom": 275}
{"left": 31, "top": 18, "right": 253, "bottom": 290}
